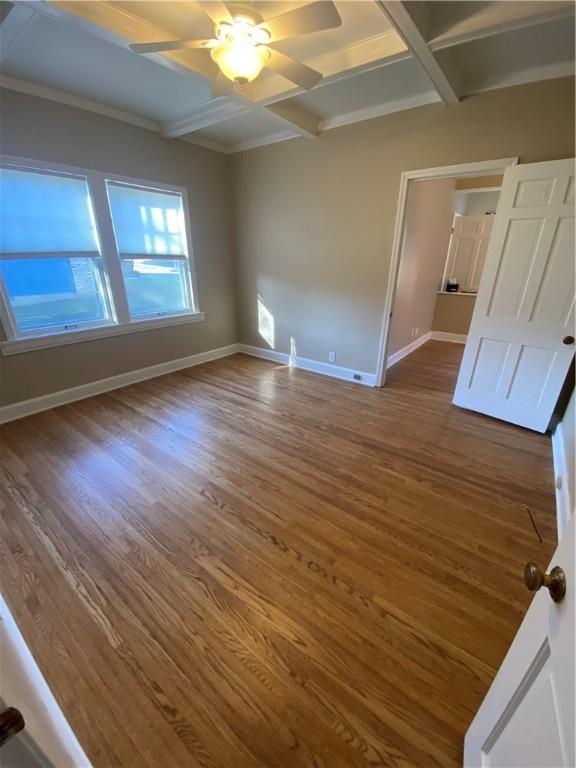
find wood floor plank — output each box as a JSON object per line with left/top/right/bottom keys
{"left": 0, "top": 342, "right": 557, "bottom": 767}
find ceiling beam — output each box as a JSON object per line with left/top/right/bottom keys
{"left": 264, "top": 101, "right": 317, "bottom": 139}
{"left": 0, "top": 1, "right": 35, "bottom": 64}
{"left": 163, "top": 31, "right": 409, "bottom": 139}
{"left": 162, "top": 96, "right": 318, "bottom": 141}
{"left": 377, "top": 1, "right": 460, "bottom": 105}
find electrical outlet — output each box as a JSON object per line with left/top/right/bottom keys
{"left": 353, "top": 373, "right": 362, "bottom": 381}
{"left": 328, "top": 351, "right": 336, "bottom": 363}
{"left": 415, "top": 326, "right": 419, "bottom": 336}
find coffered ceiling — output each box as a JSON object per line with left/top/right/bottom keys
{"left": 1, "top": 1, "right": 574, "bottom": 153}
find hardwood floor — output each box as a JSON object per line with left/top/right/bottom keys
{"left": 0, "top": 341, "right": 557, "bottom": 768}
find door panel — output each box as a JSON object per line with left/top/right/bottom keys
{"left": 465, "top": 515, "right": 574, "bottom": 767}
{"left": 453, "top": 159, "right": 575, "bottom": 432}
{"left": 445, "top": 215, "right": 494, "bottom": 292}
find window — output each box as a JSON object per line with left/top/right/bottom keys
{"left": 0, "top": 167, "right": 112, "bottom": 335}
{"left": 106, "top": 182, "right": 195, "bottom": 319}
{"left": 0, "top": 158, "right": 200, "bottom": 351}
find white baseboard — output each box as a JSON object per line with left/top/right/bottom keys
{"left": 386, "top": 330, "right": 468, "bottom": 369}
{"left": 387, "top": 332, "right": 432, "bottom": 368}
{"left": 0, "top": 343, "right": 240, "bottom": 425}
{"left": 551, "top": 423, "right": 572, "bottom": 541}
{"left": 238, "top": 344, "right": 377, "bottom": 387}
{"left": 430, "top": 331, "right": 467, "bottom": 343}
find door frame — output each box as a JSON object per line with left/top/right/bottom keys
{"left": 374, "top": 157, "right": 518, "bottom": 387}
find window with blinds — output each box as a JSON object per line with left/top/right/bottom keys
{"left": 0, "top": 167, "right": 112, "bottom": 334}
{"left": 0, "top": 160, "right": 198, "bottom": 342}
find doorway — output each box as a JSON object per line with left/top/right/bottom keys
{"left": 375, "top": 158, "right": 518, "bottom": 387}
{"left": 386, "top": 172, "right": 502, "bottom": 369}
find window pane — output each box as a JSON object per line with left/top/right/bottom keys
{"left": 107, "top": 183, "right": 187, "bottom": 256}
{"left": 121, "top": 259, "right": 190, "bottom": 317}
{"left": 0, "top": 258, "right": 110, "bottom": 332}
{"left": 0, "top": 168, "right": 99, "bottom": 253}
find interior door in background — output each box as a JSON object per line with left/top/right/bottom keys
{"left": 444, "top": 215, "right": 494, "bottom": 292}
{"left": 453, "top": 159, "right": 575, "bottom": 432}
{"left": 464, "top": 514, "right": 574, "bottom": 767}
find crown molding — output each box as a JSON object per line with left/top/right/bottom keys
{"left": 463, "top": 61, "right": 575, "bottom": 98}
{"left": 319, "top": 91, "right": 441, "bottom": 132}
{"left": 230, "top": 129, "right": 299, "bottom": 154}
{"left": 161, "top": 99, "right": 244, "bottom": 138}
{"left": 429, "top": 1, "right": 575, "bottom": 52}
{"left": 0, "top": 75, "right": 160, "bottom": 131}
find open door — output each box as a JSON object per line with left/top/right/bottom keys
{"left": 453, "top": 159, "right": 575, "bottom": 432}
{"left": 465, "top": 514, "right": 574, "bottom": 767}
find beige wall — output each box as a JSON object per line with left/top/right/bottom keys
{"left": 0, "top": 88, "right": 237, "bottom": 406}
{"left": 234, "top": 77, "right": 575, "bottom": 374}
{"left": 388, "top": 178, "right": 455, "bottom": 355}
{"left": 455, "top": 174, "right": 503, "bottom": 190}
{"left": 432, "top": 293, "right": 476, "bottom": 335}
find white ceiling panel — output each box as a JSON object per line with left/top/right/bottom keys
{"left": 1, "top": 13, "right": 212, "bottom": 121}
{"left": 282, "top": 57, "right": 434, "bottom": 121}
{"left": 191, "top": 108, "right": 290, "bottom": 147}
{"left": 267, "top": 1, "right": 393, "bottom": 61}
{"left": 0, "top": 1, "right": 573, "bottom": 153}
{"left": 440, "top": 15, "right": 575, "bottom": 92}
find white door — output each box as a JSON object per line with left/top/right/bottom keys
{"left": 445, "top": 215, "right": 494, "bottom": 292}
{"left": 465, "top": 514, "right": 574, "bottom": 767}
{"left": 453, "top": 159, "right": 575, "bottom": 432}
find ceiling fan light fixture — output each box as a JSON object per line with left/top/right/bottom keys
{"left": 210, "top": 19, "right": 270, "bottom": 84}
{"left": 211, "top": 40, "right": 268, "bottom": 83}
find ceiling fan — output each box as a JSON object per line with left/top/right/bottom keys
{"left": 129, "top": 1, "right": 342, "bottom": 97}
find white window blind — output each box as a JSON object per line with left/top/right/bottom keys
{"left": 106, "top": 182, "right": 187, "bottom": 257}
{"left": 0, "top": 167, "right": 99, "bottom": 254}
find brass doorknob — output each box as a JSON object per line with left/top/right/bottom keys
{"left": 563, "top": 335, "right": 575, "bottom": 345}
{"left": 524, "top": 562, "right": 566, "bottom": 603}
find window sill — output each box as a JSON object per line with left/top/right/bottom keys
{"left": 0, "top": 312, "right": 205, "bottom": 356}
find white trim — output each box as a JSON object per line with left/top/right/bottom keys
{"left": 374, "top": 157, "right": 518, "bottom": 387}
{"left": 552, "top": 423, "right": 572, "bottom": 541}
{"left": 0, "top": 312, "right": 205, "bottom": 356}
{"left": 231, "top": 129, "right": 300, "bottom": 153}
{"left": 377, "top": 1, "right": 460, "bottom": 105}
{"left": 386, "top": 331, "right": 432, "bottom": 368}
{"left": 464, "top": 62, "right": 576, "bottom": 100}
{"left": 429, "top": 3, "right": 575, "bottom": 52}
{"left": 0, "top": 343, "right": 239, "bottom": 424}
{"left": 319, "top": 92, "right": 440, "bottom": 132}
{"left": 0, "top": 76, "right": 159, "bottom": 132}
{"left": 0, "top": 596, "right": 92, "bottom": 767}
{"left": 238, "top": 344, "right": 377, "bottom": 387}
{"left": 180, "top": 133, "right": 231, "bottom": 154}
{"left": 429, "top": 331, "right": 467, "bottom": 344}
{"left": 162, "top": 99, "right": 244, "bottom": 139}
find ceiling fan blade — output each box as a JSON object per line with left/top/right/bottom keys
{"left": 258, "top": 1, "right": 342, "bottom": 43}
{"left": 130, "top": 39, "right": 210, "bottom": 54}
{"left": 197, "top": 1, "right": 234, "bottom": 26}
{"left": 264, "top": 46, "right": 323, "bottom": 90}
{"left": 212, "top": 70, "right": 235, "bottom": 98}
